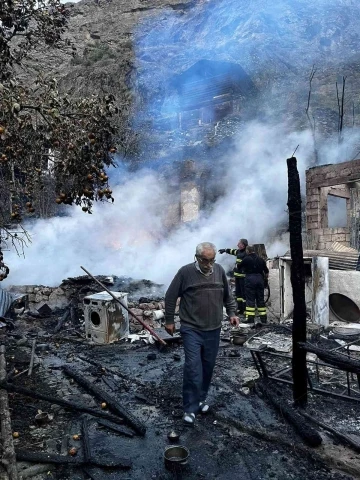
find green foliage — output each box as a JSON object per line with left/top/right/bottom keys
{"left": 0, "top": 0, "right": 122, "bottom": 281}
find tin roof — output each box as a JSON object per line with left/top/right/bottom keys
{"left": 282, "top": 249, "right": 359, "bottom": 271}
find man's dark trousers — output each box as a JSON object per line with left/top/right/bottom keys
{"left": 180, "top": 325, "right": 221, "bottom": 414}
{"left": 245, "top": 273, "right": 267, "bottom": 321}
{"left": 235, "top": 275, "right": 246, "bottom": 314}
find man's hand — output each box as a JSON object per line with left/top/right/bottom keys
{"left": 165, "top": 323, "right": 175, "bottom": 336}
{"left": 218, "top": 249, "right": 226, "bottom": 254}
{"left": 229, "top": 316, "right": 240, "bottom": 328}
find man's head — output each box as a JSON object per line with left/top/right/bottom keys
{"left": 195, "top": 242, "right": 216, "bottom": 273}
{"left": 246, "top": 245, "right": 255, "bottom": 254}
{"left": 237, "top": 238, "right": 248, "bottom": 250}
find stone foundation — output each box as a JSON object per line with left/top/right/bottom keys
{"left": 6, "top": 285, "right": 75, "bottom": 311}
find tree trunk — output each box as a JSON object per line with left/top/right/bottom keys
{"left": 287, "top": 156, "right": 307, "bottom": 406}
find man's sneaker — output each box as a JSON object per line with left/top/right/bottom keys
{"left": 183, "top": 412, "right": 195, "bottom": 425}
{"left": 199, "top": 402, "right": 210, "bottom": 414}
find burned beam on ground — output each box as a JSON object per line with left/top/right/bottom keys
{"left": 53, "top": 308, "right": 70, "bottom": 333}
{"left": 0, "top": 345, "right": 19, "bottom": 480}
{"left": 0, "top": 382, "right": 125, "bottom": 425}
{"left": 62, "top": 365, "right": 146, "bottom": 436}
{"left": 299, "top": 342, "right": 360, "bottom": 375}
{"left": 256, "top": 379, "right": 322, "bottom": 447}
{"left": 17, "top": 463, "right": 53, "bottom": 478}
{"left": 15, "top": 450, "right": 132, "bottom": 469}
{"left": 81, "top": 416, "right": 91, "bottom": 464}
{"left": 287, "top": 156, "right": 308, "bottom": 406}
{"left": 96, "top": 418, "right": 134, "bottom": 438}
{"left": 300, "top": 411, "right": 360, "bottom": 453}
{"left": 28, "top": 339, "right": 36, "bottom": 377}
{"left": 78, "top": 354, "right": 143, "bottom": 387}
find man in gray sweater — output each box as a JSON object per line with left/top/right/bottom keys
{"left": 165, "top": 242, "right": 239, "bottom": 426}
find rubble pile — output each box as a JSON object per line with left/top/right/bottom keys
{"left": 1, "top": 270, "right": 360, "bottom": 479}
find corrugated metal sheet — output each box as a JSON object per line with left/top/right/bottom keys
{"left": 282, "top": 249, "right": 359, "bottom": 271}
{"left": 330, "top": 242, "right": 358, "bottom": 253}
{"left": 0, "top": 289, "right": 15, "bottom": 317}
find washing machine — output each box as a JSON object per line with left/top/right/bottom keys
{"left": 83, "top": 291, "right": 129, "bottom": 344}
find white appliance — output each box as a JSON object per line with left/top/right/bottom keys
{"left": 83, "top": 291, "right": 129, "bottom": 344}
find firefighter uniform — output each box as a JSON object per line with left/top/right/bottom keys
{"left": 222, "top": 247, "right": 247, "bottom": 314}
{"left": 240, "top": 253, "right": 269, "bottom": 323}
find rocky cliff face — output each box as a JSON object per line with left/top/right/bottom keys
{"left": 34, "top": 0, "right": 360, "bottom": 158}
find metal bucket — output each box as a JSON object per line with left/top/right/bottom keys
{"left": 231, "top": 334, "right": 247, "bottom": 345}
{"left": 164, "top": 445, "right": 189, "bottom": 470}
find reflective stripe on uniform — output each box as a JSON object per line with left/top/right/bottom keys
{"left": 246, "top": 306, "right": 256, "bottom": 319}
{"left": 234, "top": 273, "right": 246, "bottom": 277}
{"left": 231, "top": 249, "right": 237, "bottom": 255}
{"left": 236, "top": 258, "right": 242, "bottom": 263}
{"left": 236, "top": 297, "right": 245, "bottom": 302}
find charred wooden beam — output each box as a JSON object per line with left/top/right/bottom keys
{"left": 15, "top": 450, "right": 132, "bottom": 469}
{"left": 257, "top": 379, "right": 322, "bottom": 447}
{"left": 301, "top": 411, "right": 360, "bottom": 453}
{"left": 27, "top": 339, "right": 36, "bottom": 377}
{"left": 17, "top": 463, "right": 53, "bottom": 478}
{"left": 0, "top": 382, "right": 124, "bottom": 425}
{"left": 96, "top": 419, "right": 134, "bottom": 438}
{"left": 62, "top": 365, "right": 146, "bottom": 436}
{"left": 287, "top": 156, "right": 307, "bottom": 406}
{"left": 53, "top": 309, "right": 70, "bottom": 333}
{"left": 0, "top": 345, "right": 19, "bottom": 480}
{"left": 81, "top": 416, "right": 91, "bottom": 464}
{"left": 299, "top": 342, "right": 360, "bottom": 375}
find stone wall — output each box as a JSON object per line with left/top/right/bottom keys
{"left": 7, "top": 285, "right": 74, "bottom": 311}
{"left": 306, "top": 159, "right": 360, "bottom": 249}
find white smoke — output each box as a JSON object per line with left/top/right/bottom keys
{"left": 4, "top": 121, "right": 357, "bottom": 289}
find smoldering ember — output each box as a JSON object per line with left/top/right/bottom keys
{"left": 2, "top": 1, "right": 360, "bottom": 480}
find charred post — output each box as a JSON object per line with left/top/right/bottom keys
{"left": 287, "top": 156, "right": 307, "bottom": 406}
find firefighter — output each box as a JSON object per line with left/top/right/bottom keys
{"left": 240, "top": 245, "right": 269, "bottom": 325}
{"left": 218, "top": 238, "right": 248, "bottom": 315}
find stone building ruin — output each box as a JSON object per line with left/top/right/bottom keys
{"left": 305, "top": 158, "right": 360, "bottom": 251}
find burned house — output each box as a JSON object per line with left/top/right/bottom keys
{"left": 305, "top": 158, "right": 360, "bottom": 251}
{"left": 267, "top": 159, "right": 360, "bottom": 327}
{"left": 154, "top": 59, "right": 256, "bottom": 131}
{"left": 170, "top": 59, "right": 255, "bottom": 129}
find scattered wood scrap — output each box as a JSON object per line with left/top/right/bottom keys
{"left": 0, "top": 382, "right": 124, "bottom": 425}
{"left": 300, "top": 411, "right": 360, "bottom": 453}
{"left": 299, "top": 342, "right": 360, "bottom": 375}
{"left": 15, "top": 450, "right": 132, "bottom": 469}
{"left": 62, "top": 365, "right": 146, "bottom": 436}
{"left": 256, "top": 379, "right": 322, "bottom": 447}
